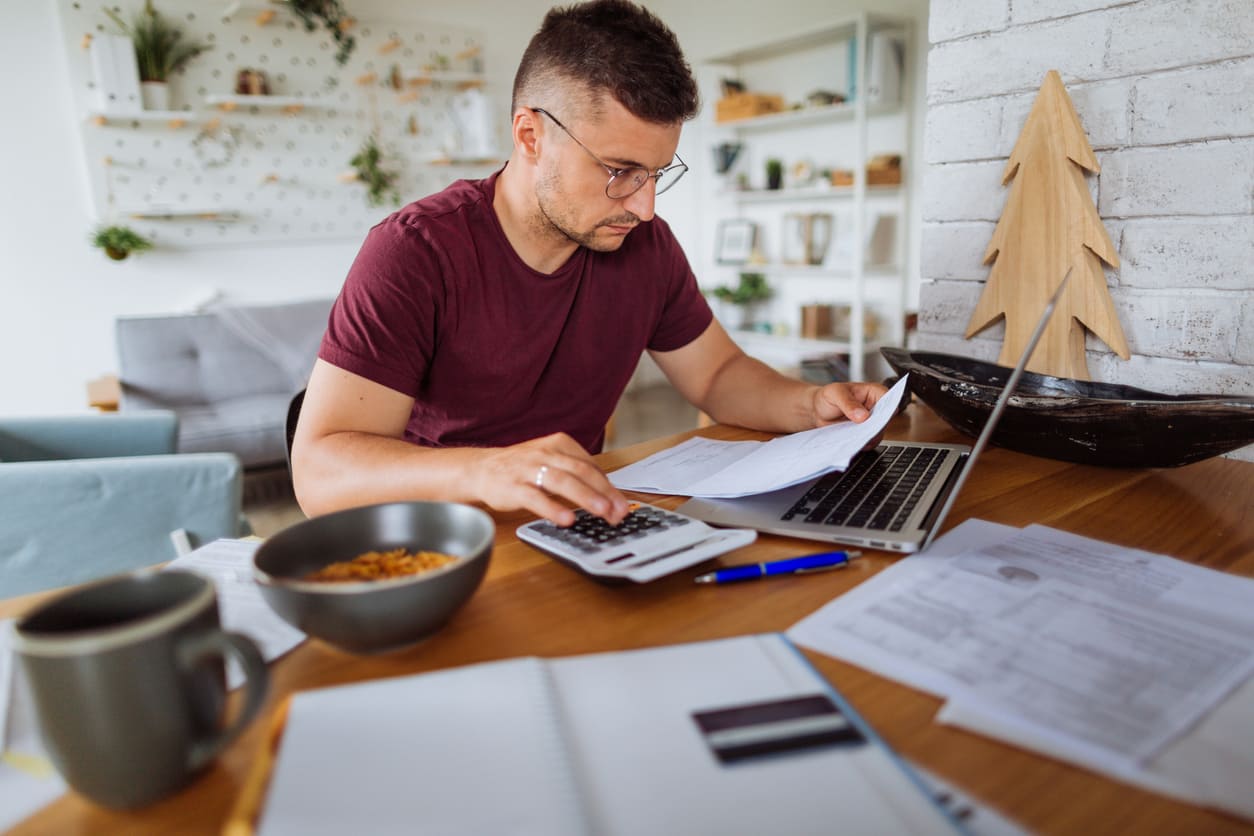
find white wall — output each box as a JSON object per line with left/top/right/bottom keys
{"left": 919, "top": 0, "right": 1254, "bottom": 459}
{"left": 0, "top": 0, "right": 925, "bottom": 416}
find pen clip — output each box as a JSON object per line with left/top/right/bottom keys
{"left": 791, "top": 550, "right": 860, "bottom": 574}
{"left": 793, "top": 563, "right": 846, "bottom": 575}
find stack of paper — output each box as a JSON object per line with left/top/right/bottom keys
{"left": 789, "top": 520, "right": 1254, "bottom": 821}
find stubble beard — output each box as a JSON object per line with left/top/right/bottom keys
{"left": 533, "top": 169, "right": 639, "bottom": 253}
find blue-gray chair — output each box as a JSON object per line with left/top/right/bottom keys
{"left": 0, "top": 412, "right": 245, "bottom": 597}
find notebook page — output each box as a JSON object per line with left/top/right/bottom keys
{"left": 257, "top": 657, "right": 587, "bottom": 836}
{"left": 547, "top": 634, "right": 957, "bottom": 836}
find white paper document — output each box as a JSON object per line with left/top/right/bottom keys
{"left": 610, "top": 375, "right": 908, "bottom": 497}
{"left": 166, "top": 538, "right": 307, "bottom": 688}
{"left": 789, "top": 519, "right": 1254, "bottom": 820}
{"left": 0, "top": 627, "right": 67, "bottom": 832}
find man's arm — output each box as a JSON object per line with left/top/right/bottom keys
{"left": 649, "top": 319, "right": 887, "bottom": 433}
{"left": 291, "top": 359, "right": 629, "bottom": 525}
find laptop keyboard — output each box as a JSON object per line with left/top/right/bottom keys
{"left": 781, "top": 445, "right": 946, "bottom": 532}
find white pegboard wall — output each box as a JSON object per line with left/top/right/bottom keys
{"left": 56, "top": 0, "right": 500, "bottom": 248}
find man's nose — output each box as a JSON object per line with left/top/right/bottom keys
{"left": 621, "top": 179, "right": 656, "bottom": 222}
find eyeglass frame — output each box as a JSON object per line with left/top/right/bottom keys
{"left": 528, "top": 107, "right": 688, "bottom": 199}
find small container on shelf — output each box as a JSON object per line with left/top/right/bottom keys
{"left": 715, "top": 92, "right": 785, "bottom": 123}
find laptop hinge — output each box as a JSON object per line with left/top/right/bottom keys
{"left": 917, "top": 453, "right": 969, "bottom": 535}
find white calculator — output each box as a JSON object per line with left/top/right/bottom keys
{"left": 516, "top": 502, "right": 757, "bottom": 583}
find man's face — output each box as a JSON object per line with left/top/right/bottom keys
{"left": 532, "top": 97, "right": 683, "bottom": 253}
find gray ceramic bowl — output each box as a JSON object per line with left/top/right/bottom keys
{"left": 253, "top": 502, "right": 493, "bottom": 654}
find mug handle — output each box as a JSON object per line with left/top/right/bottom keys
{"left": 178, "top": 630, "right": 270, "bottom": 771}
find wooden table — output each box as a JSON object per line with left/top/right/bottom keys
{"left": 6, "top": 404, "right": 1254, "bottom": 834}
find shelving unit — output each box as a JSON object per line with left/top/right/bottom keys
{"left": 701, "top": 12, "right": 913, "bottom": 381}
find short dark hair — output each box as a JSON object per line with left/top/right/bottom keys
{"left": 512, "top": 0, "right": 699, "bottom": 124}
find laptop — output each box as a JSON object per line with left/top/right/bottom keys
{"left": 678, "top": 274, "right": 1069, "bottom": 554}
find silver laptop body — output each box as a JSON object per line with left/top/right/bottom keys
{"left": 678, "top": 274, "right": 1070, "bottom": 554}
{"left": 677, "top": 440, "right": 970, "bottom": 553}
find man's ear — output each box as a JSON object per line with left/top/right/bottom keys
{"left": 512, "top": 108, "right": 541, "bottom": 161}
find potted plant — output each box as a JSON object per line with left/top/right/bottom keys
{"left": 287, "top": 0, "right": 357, "bottom": 66}
{"left": 104, "top": 1, "right": 210, "bottom": 111}
{"left": 711, "top": 272, "right": 772, "bottom": 330}
{"left": 91, "top": 225, "right": 154, "bottom": 261}
{"left": 349, "top": 135, "right": 400, "bottom": 207}
{"left": 765, "top": 158, "right": 784, "bottom": 190}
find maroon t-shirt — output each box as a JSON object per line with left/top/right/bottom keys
{"left": 319, "top": 170, "right": 712, "bottom": 453}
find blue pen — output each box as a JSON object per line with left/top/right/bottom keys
{"left": 693, "top": 550, "right": 861, "bottom": 584}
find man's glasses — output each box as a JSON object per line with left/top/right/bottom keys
{"left": 531, "top": 107, "right": 687, "bottom": 199}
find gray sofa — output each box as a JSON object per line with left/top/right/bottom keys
{"left": 115, "top": 298, "right": 333, "bottom": 468}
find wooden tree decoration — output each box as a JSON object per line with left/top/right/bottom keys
{"left": 966, "top": 70, "right": 1130, "bottom": 380}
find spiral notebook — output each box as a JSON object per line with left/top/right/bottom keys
{"left": 254, "top": 635, "right": 963, "bottom": 835}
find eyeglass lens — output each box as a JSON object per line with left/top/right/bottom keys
{"left": 606, "top": 165, "right": 684, "bottom": 199}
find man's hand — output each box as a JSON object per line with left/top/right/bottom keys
{"left": 468, "top": 432, "right": 631, "bottom": 527}
{"left": 811, "top": 381, "right": 889, "bottom": 426}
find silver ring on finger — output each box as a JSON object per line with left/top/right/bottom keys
{"left": 535, "top": 464, "right": 549, "bottom": 490}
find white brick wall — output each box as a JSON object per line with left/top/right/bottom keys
{"left": 920, "top": 0, "right": 1254, "bottom": 462}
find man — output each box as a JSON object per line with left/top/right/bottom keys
{"left": 293, "top": 0, "right": 887, "bottom": 526}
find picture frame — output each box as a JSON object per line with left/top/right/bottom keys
{"left": 715, "top": 219, "right": 756, "bottom": 264}
{"left": 807, "top": 213, "right": 834, "bottom": 265}
{"left": 781, "top": 213, "right": 810, "bottom": 265}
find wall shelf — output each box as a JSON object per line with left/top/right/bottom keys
{"left": 204, "top": 94, "right": 317, "bottom": 113}
{"left": 725, "top": 330, "right": 884, "bottom": 371}
{"left": 716, "top": 101, "right": 901, "bottom": 132}
{"left": 87, "top": 110, "right": 198, "bottom": 128}
{"left": 122, "top": 207, "right": 241, "bottom": 221}
{"left": 722, "top": 184, "right": 901, "bottom": 204}
{"left": 403, "top": 71, "right": 485, "bottom": 89}
{"left": 749, "top": 263, "right": 900, "bottom": 277}
{"left": 423, "top": 155, "right": 503, "bottom": 166}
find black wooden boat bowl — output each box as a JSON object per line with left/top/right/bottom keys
{"left": 253, "top": 501, "right": 493, "bottom": 654}
{"left": 881, "top": 347, "right": 1254, "bottom": 468}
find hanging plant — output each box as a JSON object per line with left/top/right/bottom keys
{"left": 91, "top": 225, "right": 155, "bottom": 261}
{"left": 287, "top": 0, "right": 357, "bottom": 66}
{"left": 349, "top": 134, "right": 400, "bottom": 207}
{"left": 103, "top": 1, "right": 210, "bottom": 82}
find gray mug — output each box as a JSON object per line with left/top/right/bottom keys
{"left": 10, "top": 569, "right": 269, "bottom": 809}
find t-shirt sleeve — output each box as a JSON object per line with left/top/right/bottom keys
{"left": 319, "top": 218, "right": 442, "bottom": 397}
{"left": 646, "top": 221, "right": 714, "bottom": 353}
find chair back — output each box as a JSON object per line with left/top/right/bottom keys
{"left": 285, "top": 389, "right": 305, "bottom": 478}
{"left": 0, "top": 413, "right": 177, "bottom": 461}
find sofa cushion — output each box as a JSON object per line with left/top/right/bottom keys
{"left": 116, "top": 298, "right": 333, "bottom": 468}
{"left": 117, "top": 298, "right": 332, "bottom": 408}
{"left": 176, "top": 394, "right": 293, "bottom": 468}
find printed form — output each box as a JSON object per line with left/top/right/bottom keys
{"left": 789, "top": 521, "right": 1254, "bottom": 775}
